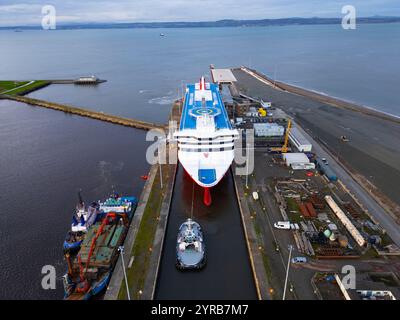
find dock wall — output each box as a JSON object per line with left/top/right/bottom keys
{"left": 104, "top": 164, "right": 159, "bottom": 300}
{"left": 143, "top": 144, "right": 178, "bottom": 300}
{"left": 232, "top": 165, "right": 271, "bottom": 300}
{"left": 105, "top": 101, "right": 181, "bottom": 300}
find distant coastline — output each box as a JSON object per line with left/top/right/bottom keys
{"left": 1, "top": 16, "right": 400, "bottom": 30}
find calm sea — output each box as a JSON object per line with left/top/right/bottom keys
{"left": 1, "top": 23, "right": 399, "bottom": 118}
{"left": 0, "top": 23, "right": 398, "bottom": 299}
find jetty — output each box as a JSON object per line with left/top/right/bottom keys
{"left": 0, "top": 94, "right": 165, "bottom": 132}
{"left": 105, "top": 100, "right": 181, "bottom": 300}
{"left": 0, "top": 77, "right": 106, "bottom": 96}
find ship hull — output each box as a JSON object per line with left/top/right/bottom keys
{"left": 174, "top": 78, "right": 238, "bottom": 206}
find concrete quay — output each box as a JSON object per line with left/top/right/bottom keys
{"left": 233, "top": 68, "right": 400, "bottom": 248}
{"left": 105, "top": 101, "right": 181, "bottom": 300}
{"left": 231, "top": 165, "right": 272, "bottom": 300}
{"left": 232, "top": 67, "right": 400, "bottom": 231}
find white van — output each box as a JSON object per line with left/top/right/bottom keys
{"left": 291, "top": 257, "right": 307, "bottom": 264}
{"left": 274, "top": 221, "right": 291, "bottom": 230}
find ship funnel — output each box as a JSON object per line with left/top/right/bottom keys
{"left": 199, "top": 76, "right": 206, "bottom": 91}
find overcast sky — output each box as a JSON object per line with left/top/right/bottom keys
{"left": 1, "top": 0, "right": 400, "bottom": 26}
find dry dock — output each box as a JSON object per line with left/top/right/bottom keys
{"left": 106, "top": 97, "right": 258, "bottom": 300}
{"left": 155, "top": 166, "right": 257, "bottom": 300}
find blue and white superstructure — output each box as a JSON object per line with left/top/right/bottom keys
{"left": 174, "top": 77, "right": 239, "bottom": 205}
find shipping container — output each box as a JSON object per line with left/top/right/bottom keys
{"left": 299, "top": 203, "right": 310, "bottom": 217}
{"left": 311, "top": 194, "right": 325, "bottom": 209}
{"left": 305, "top": 202, "right": 317, "bottom": 217}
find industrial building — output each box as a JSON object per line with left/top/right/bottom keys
{"left": 210, "top": 68, "right": 237, "bottom": 85}
{"left": 254, "top": 123, "right": 284, "bottom": 137}
{"left": 282, "top": 153, "right": 316, "bottom": 170}
{"left": 289, "top": 126, "right": 312, "bottom": 152}
{"left": 74, "top": 75, "right": 104, "bottom": 84}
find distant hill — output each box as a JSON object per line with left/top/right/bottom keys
{"left": 2, "top": 16, "right": 400, "bottom": 30}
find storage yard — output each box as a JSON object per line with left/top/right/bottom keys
{"left": 232, "top": 67, "right": 400, "bottom": 227}
{"left": 226, "top": 83, "right": 399, "bottom": 257}
{"left": 222, "top": 67, "right": 400, "bottom": 299}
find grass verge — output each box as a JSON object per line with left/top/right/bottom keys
{"left": 0, "top": 80, "right": 50, "bottom": 95}
{"left": 118, "top": 165, "right": 170, "bottom": 300}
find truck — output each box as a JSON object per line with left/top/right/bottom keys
{"left": 315, "top": 157, "right": 337, "bottom": 182}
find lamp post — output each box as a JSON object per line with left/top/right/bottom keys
{"left": 158, "top": 141, "right": 163, "bottom": 189}
{"left": 118, "top": 246, "right": 131, "bottom": 300}
{"left": 283, "top": 245, "right": 293, "bottom": 300}
{"left": 245, "top": 143, "right": 250, "bottom": 189}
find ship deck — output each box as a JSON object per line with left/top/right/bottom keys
{"left": 180, "top": 83, "right": 231, "bottom": 131}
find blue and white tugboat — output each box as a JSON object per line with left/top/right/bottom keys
{"left": 176, "top": 218, "right": 206, "bottom": 270}
{"left": 63, "top": 192, "right": 99, "bottom": 254}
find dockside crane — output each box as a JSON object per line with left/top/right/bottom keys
{"left": 269, "top": 119, "right": 292, "bottom": 153}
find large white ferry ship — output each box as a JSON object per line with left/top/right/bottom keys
{"left": 174, "top": 77, "right": 239, "bottom": 206}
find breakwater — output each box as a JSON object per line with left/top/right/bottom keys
{"left": 0, "top": 94, "right": 165, "bottom": 131}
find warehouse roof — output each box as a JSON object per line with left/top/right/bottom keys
{"left": 289, "top": 126, "right": 311, "bottom": 146}
{"left": 283, "top": 153, "right": 310, "bottom": 164}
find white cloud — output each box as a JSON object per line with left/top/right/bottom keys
{"left": 0, "top": 4, "right": 42, "bottom": 13}
{"left": 0, "top": 0, "right": 399, "bottom": 26}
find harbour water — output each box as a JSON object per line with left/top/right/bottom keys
{"left": 0, "top": 100, "right": 149, "bottom": 299}
{"left": 0, "top": 23, "right": 399, "bottom": 299}
{"left": 1, "top": 23, "right": 399, "bottom": 118}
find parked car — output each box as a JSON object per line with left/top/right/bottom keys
{"left": 252, "top": 191, "right": 259, "bottom": 200}
{"left": 290, "top": 223, "right": 300, "bottom": 230}
{"left": 291, "top": 257, "right": 307, "bottom": 264}
{"left": 274, "top": 221, "right": 291, "bottom": 230}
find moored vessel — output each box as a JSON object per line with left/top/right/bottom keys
{"left": 174, "top": 77, "right": 239, "bottom": 206}
{"left": 176, "top": 218, "right": 206, "bottom": 270}
{"left": 63, "top": 192, "right": 99, "bottom": 254}
{"left": 63, "top": 192, "right": 137, "bottom": 300}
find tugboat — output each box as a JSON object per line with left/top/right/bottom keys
{"left": 62, "top": 192, "right": 138, "bottom": 300}
{"left": 176, "top": 218, "right": 206, "bottom": 270}
{"left": 98, "top": 192, "right": 135, "bottom": 217}
{"left": 63, "top": 191, "right": 99, "bottom": 254}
